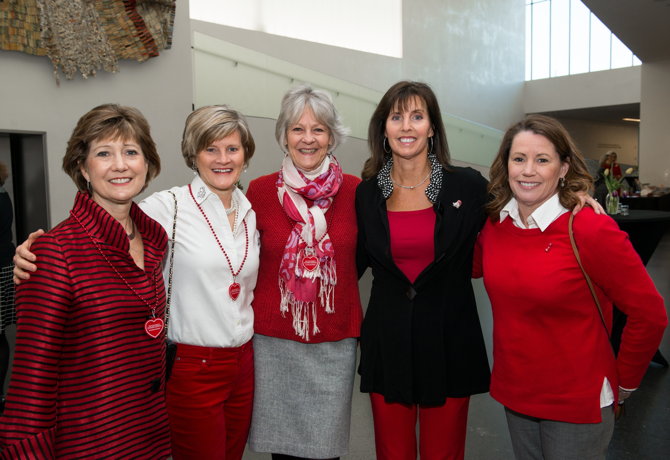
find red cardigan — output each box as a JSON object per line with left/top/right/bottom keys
{"left": 473, "top": 209, "right": 667, "bottom": 423}
{"left": 0, "top": 192, "right": 171, "bottom": 459}
{"left": 246, "top": 172, "right": 363, "bottom": 343}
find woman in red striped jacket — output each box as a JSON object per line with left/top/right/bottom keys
{"left": 0, "top": 104, "right": 172, "bottom": 459}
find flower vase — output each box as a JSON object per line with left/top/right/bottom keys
{"left": 606, "top": 192, "right": 620, "bottom": 214}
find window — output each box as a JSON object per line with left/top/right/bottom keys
{"left": 526, "top": 0, "right": 640, "bottom": 80}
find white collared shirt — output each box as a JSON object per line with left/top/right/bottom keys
{"left": 140, "top": 174, "right": 259, "bottom": 348}
{"left": 500, "top": 194, "right": 568, "bottom": 231}
{"left": 499, "top": 193, "right": 615, "bottom": 407}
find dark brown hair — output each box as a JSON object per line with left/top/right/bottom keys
{"left": 62, "top": 104, "right": 160, "bottom": 192}
{"left": 362, "top": 81, "right": 451, "bottom": 180}
{"left": 486, "top": 114, "right": 593, "bottom": 219}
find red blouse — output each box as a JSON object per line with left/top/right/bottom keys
{"left": 387, "top": 207, "right": 436, "bottom": 283}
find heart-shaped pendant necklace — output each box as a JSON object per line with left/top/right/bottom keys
{"left": 301, "top": 246, "right": 319, "bottom": 272}
{"left": 72, "top": 211, "right": 165, "bottom": 339}
{"left": 189, "top": 185, "right": 249, "bottom": 301}
{"left": 145, "top": 317, "right": 165, "bottom": 338}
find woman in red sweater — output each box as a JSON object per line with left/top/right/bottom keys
{"left": 473, "top": 114, "right": 667, "bottom": 460}
{"left": 245, "top": 85, "right": 363, "bottom": 460}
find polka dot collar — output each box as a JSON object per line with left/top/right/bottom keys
{"left": 376, "top": 153, "right": 443, "bottom": 203}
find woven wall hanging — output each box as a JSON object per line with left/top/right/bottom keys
{"left": 0, "top": 0, "right": 177, "bottom": 82}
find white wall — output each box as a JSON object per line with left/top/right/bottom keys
{"left": 640, "top": 59, "right": 670, "bottom": 187}
{"left": 558, "top": 119, "right": 639, "bottom": 166}
{"left": 192, "top": 0, "right": 526, "bottom": 132}
{"left": 523, "top": 66, "right": 641, "bottom": 114}
{"left": 0, "top": 2, "right": 194, "bottom": 227}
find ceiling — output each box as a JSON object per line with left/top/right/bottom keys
{"left": 582, "top": 0, "right": 670, "bottom": 62}
{"left": 540, "top": 103, "right": 640, "bottom": 125}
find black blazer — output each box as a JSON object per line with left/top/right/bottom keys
{"left": 356, "top": 166, "right": 490, "bottom": 405}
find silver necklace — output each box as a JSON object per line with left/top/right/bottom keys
{"left": 225, "top": 195, "right": 238, "bottom": 215}
{"left": 391, "top": 171, "right": 431, "bottom": 190}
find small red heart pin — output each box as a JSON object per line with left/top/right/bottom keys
{"left": 229, "top": 282, "right": 241, "bottom": 300}
{"left": 144, "top": 318, "right": 164, "bottom": 339}
{"left": 302, "top": 255, "right": 319, "bottom": 272}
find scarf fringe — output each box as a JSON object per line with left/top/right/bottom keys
{"left": 279, "top": 270, "right": 336, "bottom": 341}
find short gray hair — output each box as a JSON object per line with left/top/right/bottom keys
{"left": 275, "top": 84, "right": 349, "bottom": 154}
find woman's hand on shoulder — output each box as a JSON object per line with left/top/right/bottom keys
{"left": 572, "top": 192, "right": 605, "bottom": 215}
{"left": 12, "top": 229, "right": 43, "bottom": 284}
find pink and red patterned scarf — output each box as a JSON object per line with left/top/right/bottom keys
{"left": 277, "top": 155, "right": 343, "bottom": 340}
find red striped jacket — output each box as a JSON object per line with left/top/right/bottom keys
{"left": 0, "top": 192, "right": 171, "bottom": 459}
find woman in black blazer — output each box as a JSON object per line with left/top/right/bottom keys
{"left": 356, "top": 81, "right": 490, "bottom": 460}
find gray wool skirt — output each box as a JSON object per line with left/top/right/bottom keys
{"left": 248, "top": 334, "right": 357, "bottom": 458}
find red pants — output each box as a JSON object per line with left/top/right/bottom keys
{"left": 166, "top": 341, "right": 254, "bottom": 460}
{"left": 370, "top": 392, "right": 470, "bottom": 460}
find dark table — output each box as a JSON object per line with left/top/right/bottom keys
{"left": 612, "top": 210, "right": 670, "bottom": 264}
{"left": 621, "top": 193, "right": 670, "bottom": 212}
{"left": 611, "top": 210, "right": 670, "bottom": 367}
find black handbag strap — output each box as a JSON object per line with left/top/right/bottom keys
{"left": 568, "top": 213, "right": 610, "bottom": 336}
{"left": 165, "top": 191, "right": 178, "bottom": 330}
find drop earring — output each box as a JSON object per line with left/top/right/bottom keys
{"left": 383, "top": 137, "right": 391, "bottom": 154}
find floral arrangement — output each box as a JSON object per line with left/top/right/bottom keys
{"left": 603, "top": 167, "right": 634, "bottom": 196}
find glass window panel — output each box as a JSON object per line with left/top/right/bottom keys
{"left": 569, "top": 0, "right": 590, "bottom": 75}
{"left": 590, "top": 14, "right": 611, "bottom": 71}
{"left": 550, "top": 0, "right": 570, "bottom": 77}
{"left": 611, "top": 33, "right": 634, "bottom": 69}
{"left": 531, "top": 0, "right": 551, "bottom": 79}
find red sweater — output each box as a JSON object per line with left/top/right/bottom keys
{"left": 0, "top": 192, "right": 171, "bottom": 459}
{"left": 246, "top": 172, "right": 363, "bottom": 343}
{"left": 473, "top": 209, "right": 667, "bottom": 423}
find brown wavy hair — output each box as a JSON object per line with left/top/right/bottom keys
{"left": 486, "top": 114, "right": 593, "bottom": 220}
{"left": 362, "top": 81, "right": 451, "bottom": 180}
{"left": 62, "top": 104, "right": 160, "bottom": 192}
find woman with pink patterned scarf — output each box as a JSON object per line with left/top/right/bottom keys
{"left": 245, "top": 85, "right": 363, "bottom": 460}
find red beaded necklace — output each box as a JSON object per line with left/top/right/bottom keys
{"left": 71, "top": 211, "right": 164, "bottom": 339}
{"left": 189, "top": 184, "right": 249, "bottom": 300}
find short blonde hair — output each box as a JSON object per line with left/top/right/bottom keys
{"left": 62, "top": 104, "right": 160, "bottom": 192}
{"left": 181, "top": 105, "right": 256, "bottom": 169}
